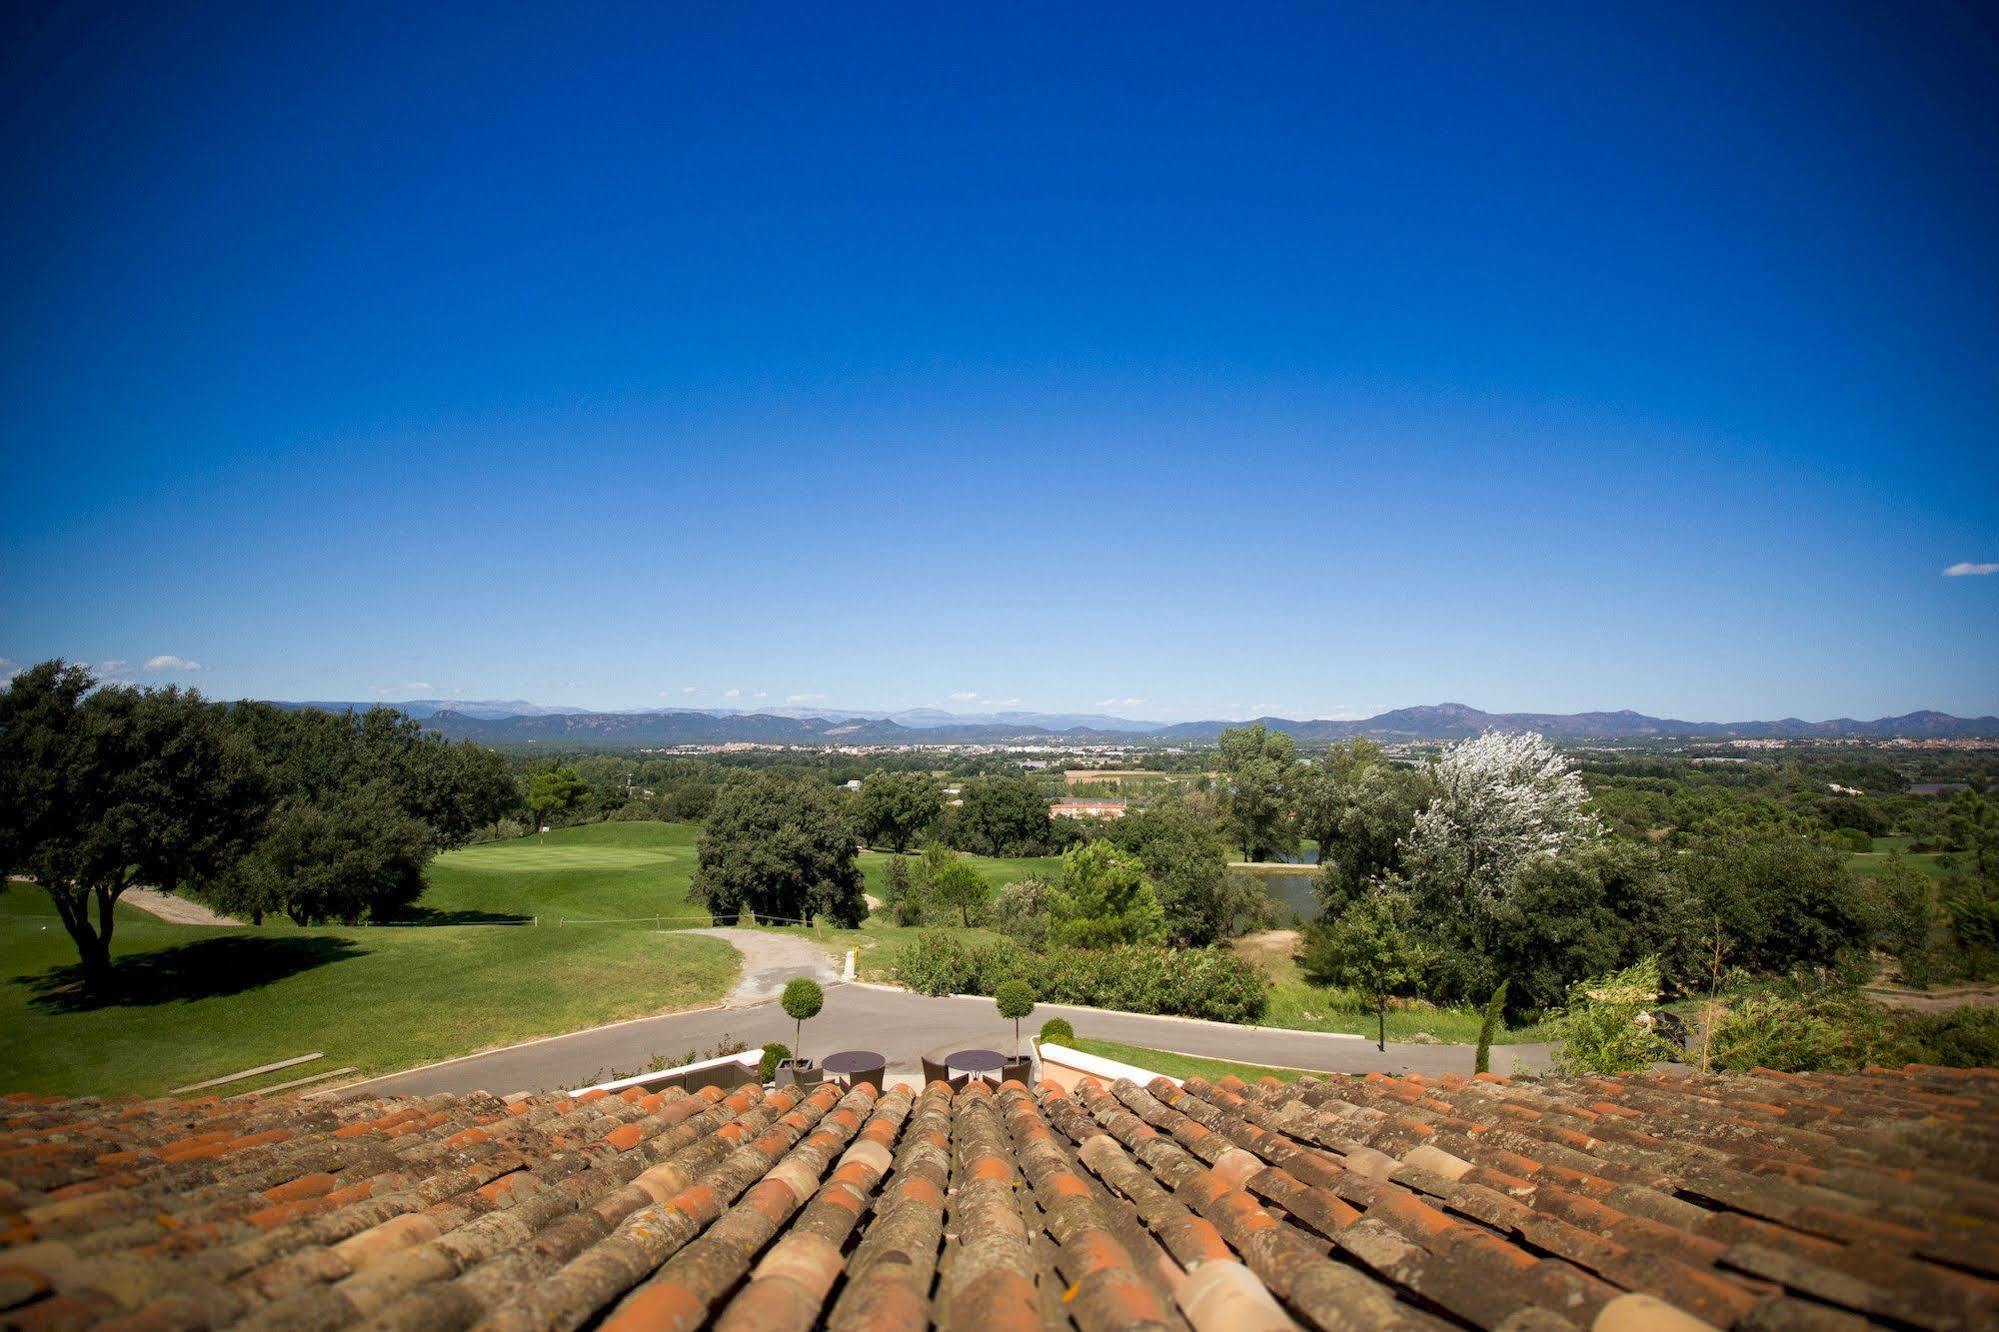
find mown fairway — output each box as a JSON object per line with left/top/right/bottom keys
{"left": 1847, "top": 835, "right": 1955, "bottom": 882}
{"left": 423, "top": 821, "right": 705, "bottom": 922}
{"left": 0, "top": 890, "right": 736, "bottom": 1098}
{"left": 0, "top": 822, "right": 1066, "bottom": 1098}
{"left": 858, "top": 847, "right": 1063, "bottom": 896}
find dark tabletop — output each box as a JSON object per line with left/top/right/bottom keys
{"left": 946, "top": 1048, "right": 1004, "bottom": 1073}
{"left": 821, "top": 1049, "right": 886, "bottom": 1075}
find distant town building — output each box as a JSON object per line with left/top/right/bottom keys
{"left": 841, "top": 778, "right": 862, "bottom": 792}
{"left": 1827, "top": 783, "right": 1865, "bottom": 796}
{"left": 1050, "top": 798, "right": 1126, "bottom": 820}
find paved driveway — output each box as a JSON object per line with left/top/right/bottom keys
{"left": 344, "top": 939, "right": 1555, "bottom": 1099}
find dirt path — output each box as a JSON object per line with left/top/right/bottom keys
{"left": 120, "top": 888, "right": 244, "bottom": 926}
{"left": 1864, "top": 983, "right": 1999, "bottom": 1013}
{"left": 682, "top": 927, "right": 843, "bottom": 1007}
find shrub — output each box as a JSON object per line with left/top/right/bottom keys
{"left": 989, "top": 877, "right": 1054, "bottom": 949}
{"left": 1899, "top": 1006, "right": 1999, "bottom": 1067}
{"left": 1039, "top": 1018, "right": 1076, "bottom": 1046}
{"left": 1706, "top": 982, "right": 1890, "bottom": 1072}
{"left": 758, "top": 1043, "right": 791, "bottom": 1082}
{"left": 996, "top": 979, "right": 1035, "bottom": 1056}
{"left": 995, "top": 979, "right": 1035, "bottom": 1019}
{"left": 1551, "top": 958, "right": 1674, "bottom": 1075}
{"left": 781, "top": 978, "right": 824, "bottom": 1062}
{"left": 1475, "top": 980, "right": 1509, "bottom": 1076}
{"left": 888, "top": 934, "right": 1266, "bottom": 1022}
{"left": 1707, "top": 986, "right": 1999, "bottom": 1072}
{"left": 890, "top": 932, "right": 1032, "bottom": 997}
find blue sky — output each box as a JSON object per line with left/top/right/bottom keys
{"left": 2, "top": 4, "right": 1994, "bottom": 722}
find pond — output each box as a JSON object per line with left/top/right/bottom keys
{"left": 1232, "top": 848, "right": 1322, "bottom": 926}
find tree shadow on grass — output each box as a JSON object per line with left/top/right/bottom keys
{"left": 386, "top": 906, "right": 534, "bottom": 926}
{"left": 19, "top": 935, "right": 369, "bottom": 1012}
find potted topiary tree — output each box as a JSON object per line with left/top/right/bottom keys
{"left": 778, "top": 978, "right": 825, "bottom": 1087}
{"left": 996, "top": 979, "right": 1035, "bottom": 1083}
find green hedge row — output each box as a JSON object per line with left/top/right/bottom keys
{"left": 889, "top": 931, "right": 1267, "bottom": 1024}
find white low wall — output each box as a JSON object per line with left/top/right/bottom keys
{"left": 569, "top": 1049, "right": 762, "bottom": 1097}
{"left": 1035, "top": 1041, "right": 1179, "bottom": 1092}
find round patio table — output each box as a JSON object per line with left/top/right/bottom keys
{"left": 946, "top": 1048, "right": 1004, "bottom": 1076}
{"left": 821, "top": 1050, "right": 886, "bottom": 1078}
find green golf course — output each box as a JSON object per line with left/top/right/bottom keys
{"left": 0, "top": 822, "right": 1056, "bottom": 1098}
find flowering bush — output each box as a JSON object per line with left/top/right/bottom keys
{"left": 1550, "top": 958, "right": 1672, "bottom": 1075}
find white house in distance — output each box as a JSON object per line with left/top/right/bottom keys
{"left": 1050, "top": 797, "right": 1126, "bottom": 820}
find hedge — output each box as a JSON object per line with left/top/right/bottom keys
{"left": 890, "top": 931, "right": 1267, "bottom": 1024}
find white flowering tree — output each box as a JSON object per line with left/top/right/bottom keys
{"left": 1387, "top": 731, "right": 1602, "bottom": 1000}
{"left": 1401, "top": 730, "right": 1601, "bottom": 905}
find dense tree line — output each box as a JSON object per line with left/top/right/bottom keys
{"left": 0, "top": 661, "right": 518, "bottom": 988}
{"left": 1290, "top": 730, "right": 1998, "bottom": 1019}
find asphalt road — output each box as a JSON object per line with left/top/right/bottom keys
{"left": 344, "top": 930, "right": 1555, "bottom": 1098}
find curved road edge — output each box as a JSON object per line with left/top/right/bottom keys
{"left": 337, "top": 929, "right": 1554, "bottom": 1099}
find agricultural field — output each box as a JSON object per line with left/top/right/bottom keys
{"left": 1062, "top": 769, "right": 1203, "bottom": 799}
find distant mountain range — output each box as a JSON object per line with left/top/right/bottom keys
{"left": 271, "top": 698, "right": 1999, "bottom": 745}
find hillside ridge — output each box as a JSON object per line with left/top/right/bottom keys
{"left": 271, "top": 699, "right": 1999, "bottom": 744}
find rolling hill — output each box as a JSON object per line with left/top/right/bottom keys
{"left": 270, "top": 700, "right": 1999, "bottom": 746}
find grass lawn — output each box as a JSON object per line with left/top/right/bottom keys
{"left": 1233, "top": 933, "right": 1551, "bottom": 1044}
{"left": 1847, "top": 836, "right": 1955, "bottom": 882}
{"left": 0, "top": 821, "right": 1064, "bottom": 1098}
{"left": 0, "top": 888, "right": 737, "bottom": 1098}
{"left": 858, "top": 848, "right": 1063, "bottom": 895}
{"left": 1067, "top": 1035, "right": 1310, "bottom": 1085}
{"left": 423, "top": 820, "right": 704, "bottom": 922}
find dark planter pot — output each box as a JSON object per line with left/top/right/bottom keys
{"left": 776, "top": 1059, "right": 822, "bottom": 1089}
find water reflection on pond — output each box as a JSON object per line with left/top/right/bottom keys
{"left": 1233, "top": 849, "right": 1322, "bottom": 926}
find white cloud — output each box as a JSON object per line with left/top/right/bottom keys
{"left": 1097, "top": 697, "right": 1146, "bottom": 709}
{"left": 1945, "top": 562, "right": 1999, "bottom": 577}
{"left": 144, "top": 655, "right": 203, "bottom": 672}
{"left": 681, "top": 686, "right": 696, "bottom": 694}
{"left": 787, "top": 692, "right": 826, "bottom": 703}
{"left": 97, "top": 660, "right": 132, "bottom": 679}
{"left": 753, "top": 690, "right": 767, "bottom": 699}
{"left": 374, "top": 682, "right": 432, "bottom": 694}
{"left": 949, "top": 690, "right": 982, "bottom": 702}
{"left": 993, "top": 697, "right": 1022, "bottom": 707}
{"left": 723, "top": 688, "right": 741, "bottom": 699}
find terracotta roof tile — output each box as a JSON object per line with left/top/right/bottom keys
{"left": 5, "top": 1063, "right": 1996, "bottom": 1327}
